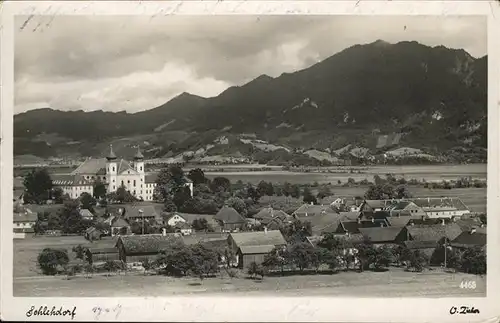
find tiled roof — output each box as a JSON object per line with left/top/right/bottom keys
{"left": 144, "top": 173, "right": 192, "bottom": 184}
{"left": 386, "top": 216, "right": 416, "bottom": 227}
{"left": 406, "top": 223, "right": 462, "bottom": 242}
{"left": 230, "top": 230, "right": 286, "bottom": 248}
{"left": 123, "top": 205, "right": 159, "bottom": 219}
{"left": 410, "top": 197, "right": 468, "bottom": 211}
{"left": 88, "top": 247, "right": 118, "bottom": 254}
{"left": 358, "top": 227, "right": 405, "bottom": 243}
{"left": 339, "top": 212, "right": 361, "bottom": 220}
{"left": 451, "top": 230, "right": 487, "bottom": 247}
{"left": 175, "top": 213, "right": 216, "bottom": 224}
{"left": 79, "top": 209, "right": 94, "bottom": 218}
{"left": 116, "top": 234, "right": 184, "bottom": 254}
{"left": 71, "top": 158, "right": 107, "bottom": 175}
{"left": 214, "top": 207, "right": 245, "bottom": 224}
{"left": 403, "top": 240, "right": 438, "bottom": 249}
{"left": 175, "top": 222, "right": 191, "bottom": 229}
{"left": 363, "top": 200, "right": 389, "bottom": 209}
{"left": 454, "top": 218, "right": 484, "bottom": 232}
{"left": 111, "top": 217, "right": 130, "bottom": 227}
{"left": 117, "top": 159, "right": 137, "bottom": 174}
{"left": 254, "top": 208, "right": 291, "bottom": 221}
{"left": 340, "top": 219, "right": 389, "bottom": 234}
{"left": 52, "top": 174, "right": 93, "bottom": 186}
{"left": 239, "top": 244, "right": 275, "bottom": 255}
{"left": 293, "top": 204, "right": 337, "bottom": 216}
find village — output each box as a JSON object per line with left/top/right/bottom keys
{"left": 12, "top": 146, "right": 487, "bottom": 293}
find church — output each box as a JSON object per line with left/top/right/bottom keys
{"left": 52, "top": 145, "right": 193, "bottom": 201}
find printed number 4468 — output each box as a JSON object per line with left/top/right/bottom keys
{"left": 460, "top": 280, "right": 476, "bottom": 289}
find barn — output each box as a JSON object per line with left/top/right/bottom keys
{"left": 228, "top": 230, "right": 287, "bottom": 268}
{"left": 115, "top": 234, "right": 184, "bottom": 265}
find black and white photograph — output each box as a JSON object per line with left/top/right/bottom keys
{"left": 1, "top": 1, "right": 499, "bottom": 322}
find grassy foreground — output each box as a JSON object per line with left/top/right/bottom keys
{"left": 13, "top": 268, "right": 486, "bottom": 297}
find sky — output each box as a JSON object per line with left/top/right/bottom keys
{"left": 14, "top": 15, "right": 487, "bottom": 114}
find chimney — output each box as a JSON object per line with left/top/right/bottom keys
{"left": 380, "top": 222, "right": 384, "bottom": 228}
{"left": 470, "top": 228, "right": 477, "bottom": 234}
{"left": 162, "top": 228, "right": 167, "bottom": 236}
{"left": 371, "top": 218, "right": 375, "bottom": 223}
{"left": 411, "top": 222, "right": 415, "bottom": 226}
{"left": 441, "top": 219, "right": 445, "bottom": 226}
{"left": 310, "top": 202, "right": 314, "bottom": 206}
{"left": 480, "top": 223, "right": 485, "bottom": 228}
{"left": 264, "top": 227, "right": 268, "bottom": 234}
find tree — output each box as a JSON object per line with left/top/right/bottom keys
{"left": 188, "top": 244, "right": 220, "bottom": 281}
{"left": 371, "top": 245, "right": 394, "bottom": 270}
{"left": 37, "top": 248, "right": 69, "bottom": 275}
{"left": 354, "top": 238, "right": 376, "bottom": 272}
{"left": 52, "top": 187, "right": 64, "bottom": 204}
{"left": 115, "top": 184, "right": 136, "bottom": 203}
{"left": 210, "top": 177, "right": 231, "bottom": 193}
{"left": 316, "top": 186, "right": 332, "bottom": 200}
{"left": 392, "top": 245, "right": 412, "bottom": 267}
{"left": 225, "top": 197, "right": 248, "bottom": 217}
{"left": 364, "top": 184, "right": 396, "bottom": 200}
{"left": 155, "top": 166, "right": 187, "bottom": 201}
{"left": 141, "top": 258, "right": 154, "bottom": 275}
{"left": 246, "top": 185, "right": 262, "bottom": 203}
{"left": 281, "top": 219, "right": 312, "bottom": 243}
{"left": 192, "top": 218, "right": 210, "bottom": 232}
{"left": 247, "top": 261, "right": 259, "bottom": 279}
{"left": 407, "top": 250, "right": 429, "bottom": 272}
{"left": 173, "top": 186, "right": 192, "bottom": 209}
{"left": 318, "top": 233, "right": 352, "bottom": 270}
{"left": 188, "top": 168, "right": 208, "bottom": 186}
{"left": 288, "top": 242, "right": 316, "bottom": 272}
{"left": 290, "top": 184, "right": 301, "bottom": 198}
{"left": 302, "top": 187, "right": 317, "bottom": 205}
{"left": 163, "top": 196, "right": 178, "bottom": 212}
{"left": 93, "top": 179, "right": 107, "bottom": 199}
{"left": 257, "top": 181, "right": 274, "bottom": 196}
{"left": 23, "top": 168, "right": 53, "bottom": 204}
{"left": 460, "top": 247, "right": 486, "bottom": 275}
{"left": 263, "top": 247, "right": 290, "bottom": 275}
{"left": 395, "top": 185, "right": 412, "bottom": 199}
{"left": 79, "top": 192, "right": 96, "bottom": 212}
{"left": 59, "top": 200, "right": 92, "bottom": 234}
{"left": 72, "top": 245, "right": 88, "bottom": 261}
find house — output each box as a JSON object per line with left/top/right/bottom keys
{"left": 358, "top": 227, "right": 408, "bottom": 247}
{"left": 410, "top": 197, "right": 470, "bottom": 219}
{"left": 450, "top": 227, "right": 487, "bottom": 251}
{"left": 253, "top": 208, "right": 292, "bottom": 225}
{"left": 164, "top": 213, "right": 188, "bottom": 227}
{"left": 306, "top": 234, "right": 362, "bottom": 268}
{"left": 292, "top": 204, "right": 337, "bottom": 218}
{"left": 406, "top": 222, "right": 463, "bottom": 244}
{"left": 51, "top": 145, "right": 193, "bottom": 202}
{"left": 115, "top": 233, "right": 184, "bottom": 265}
{"left": 174, "top": 222, "right": 193, "bottom": 236}
{"left": 123, "top": 204, "right": 159, "bottom": 223}
{"left": 214, "top": 207, "right": 246, "bottom": 232}
{"left": 13, "top": 206, "right": 37, "bottom": 239}
{"left": 79, "top": 208, "right": 95, "bottom": 221}
{"left": 330, "top": 217, "right": 390, "bottom": 235}
{"left": 110, "top": 217, "right": 131, "bottom": 236}
{"left": 84, "top": 227, "right": 103, "bottom": 240}
{"left": 359, "top": 200, "right": 391, "bottom": 214}
{"left": 227, "top": 230, "right": 287, "bottom": 268}
{"left": 85, "top": 247, "right": 120, "bottom": 264}
{"left": 384, "top": 200, "right": 426, "bottom": 217}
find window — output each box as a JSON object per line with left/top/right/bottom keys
{"left": 104, "top": 176, "right": 106, "bottom": 180}
{"left": 113, "top": 167, "right": 115, "bottom": 172}
{"left": 121, "top": 180, "right": 124, "bottom": 186}
{"left": 134, "top": 180, "right": 136, "bottom": 186}
{"left": 127, "top": 180, "right": 130, "bottom": 184}
{"left": 140, "top": 166, "right": 143, "bottom": 171}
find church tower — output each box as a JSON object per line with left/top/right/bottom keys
{"left": 134, "top": 146, "right": 146, "bottom": 200}
{"left": 106, "top": 144, "right": 118, "bottom": 193}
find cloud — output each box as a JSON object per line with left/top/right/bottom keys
{"left": 14, "top": 15, "right": 487, "bottom": 114}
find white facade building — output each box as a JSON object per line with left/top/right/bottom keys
{"left": 52, "top": 145, "right": 193, "bottom": 201}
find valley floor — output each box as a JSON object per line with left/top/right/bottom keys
{"left": 13, "top": 268, "right": 486, "bottom": 297}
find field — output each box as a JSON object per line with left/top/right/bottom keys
{"left": 204, "top": 164, "right": 487, "bottom": 184}
{"left": 13, "top": 268, "right": 486, "bottom": 297}
{"left": 13, "top": 236, "right": 117, "bottom": 278}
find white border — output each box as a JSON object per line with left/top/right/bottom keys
{"left": 1, "top": 1, "right": 500, "bottom": 322}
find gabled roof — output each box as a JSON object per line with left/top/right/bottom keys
{"left": 71, "top": 158, "right": 107, "bottom": 175}
{"left": 52, "top": 174, "right": 94, "bottom": 187}
{"left": 123, "top": 205, "right": 159, "bottom": 219}
{"left": 214, "top": 207, "right": 245, "bottom": 224}
{"left": 117, "top": 159, "right": 137, "bottom": 174}
{"left": 229, "top": 230, "right": 286, "bottom": 248}
{"left": 88, "top": 247, "right": 118, "bottom": 254}
{"left": 403, "top": 240, "right": 438, "bottom": 249}
{"left": 111, "top": 217, "right": 130, "bottom": 227}
{"left": 13, "top": 213, "right": 37, "bottom": 223}
{"left": 410, "top": 197, "right": 468, "bottom": 211}
{"left": 454, "top": 218, "right": 484, "bottom": 232}
{"left": 254, "top": 208, "right": 291, "bottom": 221}
{"left": 239, "top": 244, "right": 275, "bottom": 255}
{"left": 363, "top": 200, "right": 388, "bottom": 209}
{"left": 407, "top": 223, "right": 462, "bottom": 242}
{"left": 293, "top": 204, "right": 337, "bottom": 216}
{"left": 79, "top": 209, "right": 94, "bottom": 218}
{"left": 116, "top": 234, "right": 184, "bottom": 254}
{"left": 175, "top": 221, "right": 192, "bottom": 229}
{"left": 386, "top": 216, "right": 414, "bottom": 227}
{"left": 451, "top": 230, "right": 487, "bottom": 247}
{"left": 358, "top": 227, "right": 405, "bottom": 243}
{"left": 339, "top": 219, "right": 389, "bottom": 234}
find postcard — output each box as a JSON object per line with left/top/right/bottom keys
{"left": 1, "top": 1, "right": 499, "bottom": 322}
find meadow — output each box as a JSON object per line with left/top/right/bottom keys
{"left": 13, "top": 267, "right": 486, "bottom": 297}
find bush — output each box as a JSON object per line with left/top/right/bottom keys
{"left": 37, "top": 248, "right": 69, "bottom": 275}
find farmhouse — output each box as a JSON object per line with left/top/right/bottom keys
{"left": 406, "top": 222, "right": 463, "bottom": 244}
{"left": 358, "top": 226, "right": 408, "bottom": 246}
{"left": 409, "top": 197, "right": 470, "bottom": 219}
{"left": 228, "top": 230, "right": 287, "bottom": 268}
{"left": 84, "top": 227, "right": 103, "bottom": 240}
{"left": 214, "top": 207, "right": 246, "bottom": 232}
{"left": 115, "top": 234, "right": 184, "bottom": 265}
{"left": 123, "top": 204, "right": 160, "bottom": 223}
{"left": 384, "top": 201, "right": 426, "bottom": 217}
{"left": 450, "top": 227, "right": 487, "bottom": 251}
{"left": 253, "top": 208, "right": 293, "bottom": 225}
{"left": 51, "top": 145, "right": 193, "bottom": 202}
{"left": 110, "top": 217, "right": 131, "bottom": 236}
{"left": 174, "top": 222, "right": 193, "bottom": 236}
{"left": 403, "top": 240, "right": 438, "bottom": 257}
{"left": 13, "top": 204, "right": 37, "bottom": 239}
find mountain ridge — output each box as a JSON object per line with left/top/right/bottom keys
{"left": 14, "top": 40, "right": 487, "bottom": 164}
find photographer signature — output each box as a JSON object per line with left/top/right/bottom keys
{"left": 449, "top": 306, "right": 480, "bottom": 315}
